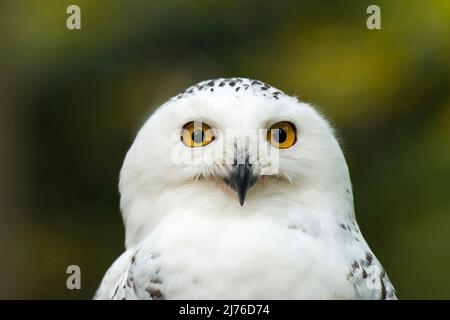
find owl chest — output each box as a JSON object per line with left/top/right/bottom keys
{"left": 145, "top": 216, "right": 353, "bottom": 299}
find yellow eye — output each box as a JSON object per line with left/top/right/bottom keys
{"left": 181, "top": 122, "right": 215, "bottom": 147}
{"left": 267, "top": 121, "right": 297, "bottom": 149}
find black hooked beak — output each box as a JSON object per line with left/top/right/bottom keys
{"left": 227, "top": 157, "right": 258, "bottom": 206}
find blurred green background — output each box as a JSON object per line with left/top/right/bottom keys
{"left": 1, "top": 0, "right": 449, "bottom": 299}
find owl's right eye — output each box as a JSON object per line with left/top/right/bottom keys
{"left": 181, "top": 122, "right": 215, "bottom": 147}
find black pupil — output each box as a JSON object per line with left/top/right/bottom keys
{"left": 192, "top": 129, "right": 204, "bottom": 143}
{"left": 274, "top": 128, "right": 287, "bottom": 143}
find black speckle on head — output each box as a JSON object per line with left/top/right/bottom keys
{"left": 346, "top": 188, "right": 350, "bottom": 194}
{"left": 173, "top": 78, "right": 286, "bottom": 101}
{"left": 340, "top": 223, "right": 347, "bottom": 230}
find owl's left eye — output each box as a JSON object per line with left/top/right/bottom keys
{"left": 181, "top": 122, "right": 215, "bottom": 147}
{"left": 267, "top": 121, "right": 297, "bottom": 149}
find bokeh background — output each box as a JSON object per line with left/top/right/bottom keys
{"left": 1, "top": 0, "right": 449, "bottom": 299}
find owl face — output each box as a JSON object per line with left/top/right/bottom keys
{"left": 120, "top": 78, "right": 349, "bottom": 209}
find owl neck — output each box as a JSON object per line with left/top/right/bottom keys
{"left": 120, "top": 178, "right": 355, "bottom": 249}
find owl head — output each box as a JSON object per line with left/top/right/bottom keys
{"left": 119, "top": 78, "right": 353, "bottom": 246}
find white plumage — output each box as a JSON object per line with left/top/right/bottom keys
{"left": 95, "top": 78, "right": 396, "bottom": 300}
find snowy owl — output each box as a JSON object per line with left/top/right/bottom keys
{"left": 95, "top": 77, "right": 396, "bottom": 300}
